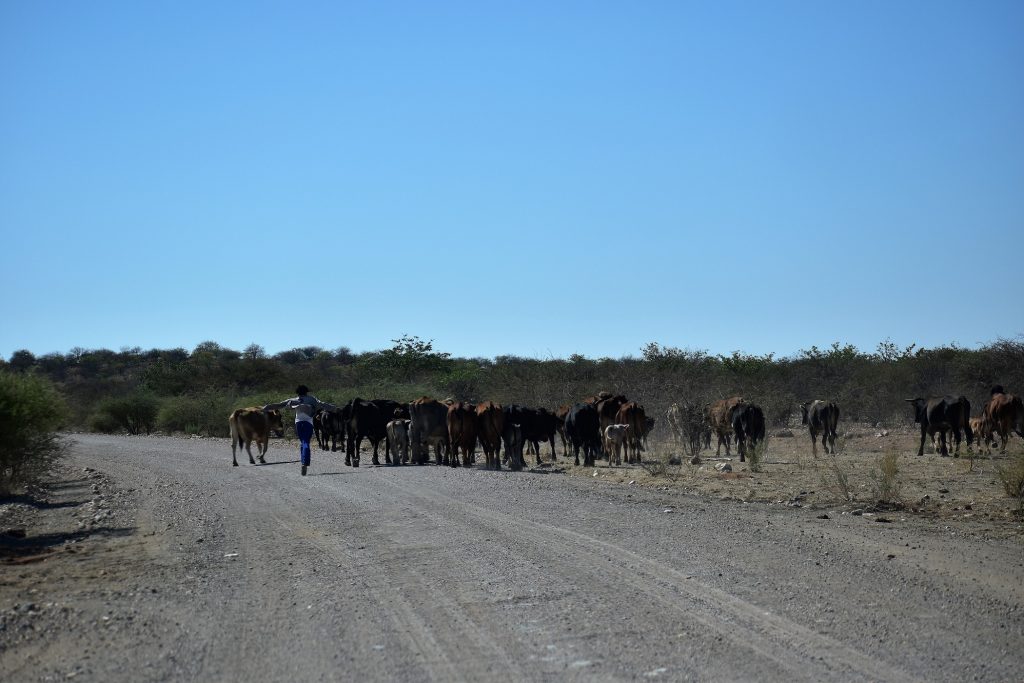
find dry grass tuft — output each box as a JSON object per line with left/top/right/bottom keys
{"left": 870, "top": 445, "right": 903, "bottom": 506}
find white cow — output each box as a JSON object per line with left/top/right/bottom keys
{"left": 387, "top": 419, "right": 411, "bottom": 465}
{"left": 603, "top": 424, "right": 630, "bottom": 467}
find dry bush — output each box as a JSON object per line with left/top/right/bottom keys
{"left": 819, "top": 457, "right": 853, "bottom": 502}
{"left": 639, "top": 452, "right": 686, "bottom": 481}
{"left": 870, "top": 446, "right": 903, "bottom": 506}
{"left": 673, "top": 402, "right": 707, "bottom": 461}
{"left": 996, "top": 452, "right": 1024, "bottom": 510}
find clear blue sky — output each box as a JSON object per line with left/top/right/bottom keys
{"left": 2, "top": 1, "right": 1022, "bottom": 360}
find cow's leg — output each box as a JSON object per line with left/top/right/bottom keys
{"left": 916, "top": 425, "right": 927, "bottom": 456}
{"left": 231, "top": 440, "right": 238, "bottom": 467}
{"left": 245, "top": 438, "right": 256, "bottom": 465}
{"left": 549, "top": 436, "right": 557, "bottom": 461}
{"left": 352, "top": 435, "right": 362, "bottom": 467}
{"left": 810, "top": 428, "right": 818, "bottom": 457}
{"left": 258, "top": 437, "right": 268, "bottom": 464}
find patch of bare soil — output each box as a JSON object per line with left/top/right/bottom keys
{"left": 563, "top": 424, "right": 1024, "bottom": 538}
{"left": 0, "top": 465, "right": 168, "bottom": 680}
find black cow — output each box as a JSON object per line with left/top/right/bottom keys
{"left": 344, "top": 398, "right": 394, "bottom": 467}
{"left": 905, "top": 396, "right": 973, "bottom": 457}
{"left": 799, "top": 400, "right": 840, "bottom": 456}
{"left": 731, "top": 403, "right": 765, "bottom": 463}
{"left": 505, "top": 405, "right": 559, "bottom": 465}
{"left": 315, "top": 404, "right": 351, "bottom": 453}
{"left": 502, "top": 420, "right": 525, "bottom": 471}
{"left": 565, "top": 402, "right": 602, "bottom": 467}
{"left": 313, "top": 409, "right": 329, "bottom": 450}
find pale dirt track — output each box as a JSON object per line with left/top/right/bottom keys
{"left": 2, "top": 434, "right": 1023, "bottom": 682}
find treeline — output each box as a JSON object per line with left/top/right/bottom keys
{"left": 4, "top": 335, "right": 1022, "bottom": 438}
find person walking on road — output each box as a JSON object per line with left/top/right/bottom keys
{"left": 263, "top": 385, "right": 337, "bottom": 476}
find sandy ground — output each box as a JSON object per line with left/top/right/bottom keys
{"left": 1, "top": 433, "right": 1022, "bottom": 682}
{"left": 567, "top": 423, "right": 1024, "bottom": 539}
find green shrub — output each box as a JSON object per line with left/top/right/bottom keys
{"left": 0, "top": 371, "right": 67, "bottom": 496}
{"left": 90, "top": 392, "right": 159, "bottom": 435}
{"left": 156, "top": 393, "right": 236, "bottom": 437}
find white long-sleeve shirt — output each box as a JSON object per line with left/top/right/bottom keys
{"left": 263, "top": 395, "right": 336, "bottom": 425}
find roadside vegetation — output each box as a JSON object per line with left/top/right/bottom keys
{"left": 3, "top": 336, "right": 1022, "bottom": 441}
{"left": 0, "top": 370, "right": 66, "bottom": 496}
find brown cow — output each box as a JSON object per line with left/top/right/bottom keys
{"left": 583, "top": 391, "right": 613, "bottom": 406}
{"left": 409, "top": 397, "right": 451, "bottom": 466}
{"left": 596, "top": 395, "right": 629, "bottom": 453}
{"left": 475, "top": 401, "right": 505, "bottom": 470}
{"left": 447, "top": 402, "right": 478, "bottom": 468}
{"left": 229, "top": 408, "right": 284, "bottom": 466}
{"left": 709, "top": 397, "right": 745, "bottom": 456}
{"left": 985, "top": 390, "right": 1024, "bottom": 454}
{"left": 615, "top": 401, "right": 647, "bottom": 463}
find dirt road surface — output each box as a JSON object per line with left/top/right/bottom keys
{"left": 3, "top": 434, "right": 1022, "bottom": 681}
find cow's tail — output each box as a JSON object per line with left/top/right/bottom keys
{"left": 962, "top": 397, "right": 974, "bottom": 446}
{"left": 228, "top": 410, "right": 241, "bottom": 450}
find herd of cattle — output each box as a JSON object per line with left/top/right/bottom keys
{"left": 227, "top": 386, "right": 1024, "bottom": 469}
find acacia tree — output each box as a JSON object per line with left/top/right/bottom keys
{"left": 365, "top": 335, "right": 453, "bottom": 383}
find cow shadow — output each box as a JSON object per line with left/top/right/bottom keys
{"left": 254, "top": 459, "right": 301, "bottom": 466}
{"left": 1, "top": 526, "right": 135, "bottom": 560}
{"left": 0, "top": 493, "right": 87, "bottom": 510}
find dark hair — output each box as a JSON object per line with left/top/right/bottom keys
{"left": 296, "top": 385, "right": 309, "bottom": 396}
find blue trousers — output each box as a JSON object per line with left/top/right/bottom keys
{"left": 296, "top": 421, "right": 314, "bottom": 466}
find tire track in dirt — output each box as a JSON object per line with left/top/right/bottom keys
{"left": 376, "top": 475, "right": 917, "bottom": 683}
{"left": 243, "top": 476, "right": 529, "bottom": 682}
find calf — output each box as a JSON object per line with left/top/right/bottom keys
{"left": 229, "top": 408, "right": 284, "bottom": 466}
{"left": 603, "top": 424, "right": 629, "bottom": 467}
{"left": 386, "top": 419, "right": 411, "bottom": 465}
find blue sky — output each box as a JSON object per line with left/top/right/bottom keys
{"left": 2, "top": 1, "right": 1022, "bottom": 360}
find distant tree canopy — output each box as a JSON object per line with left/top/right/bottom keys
{"left": 7, "top": 336, "right": 1023, "bottom": 435}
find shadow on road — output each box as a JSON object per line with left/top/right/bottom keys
{"left": 1, "top": 526, "right": 135, "bottom": 561}
{"left": 0, "top": 493, "right": 88, "bottom": 509}
{"left": 254, "top": 460, "right": 301, "bottom": 466}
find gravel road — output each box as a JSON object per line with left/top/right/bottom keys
{"left": 3, "top": 434, "right": 1022, "bottom": 681}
